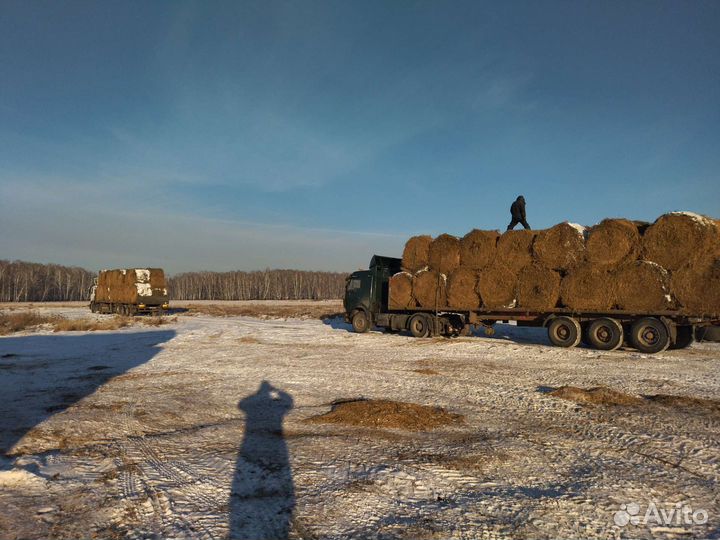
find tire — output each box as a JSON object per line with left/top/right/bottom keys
{"left": 586, "top": 318, "right": 624, "bottom": 351}
{"left": 697, "top": 325, "right": 720, "bottom": 342}
{"left": 90, "top": 302, "right": 97, "bottom": 313}
{"left": 547, "top": 316, "right": 581, "bottom": 348}
{"left": 629, "top": 317, "right": 670, "bottom": 354}
{"left": 351, "top": 310, "right": 370, "bottom": 333}
{"left": 408, "top": 314, "right": 431, "bottom": 338}
{"left": 670, "top": 326, "right": 694, "bottom": 349}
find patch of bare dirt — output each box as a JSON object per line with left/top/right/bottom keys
{"left": 0, "top": 311, "right": 56, "bottom": 335}
{"left": 304, "top": 399, "right": 464, "bottom": 431}
{"left": 644, "top": 394, "right": 720, "bottom": 414}
{"left": 1, "top": 311, "right": 176, "bottom": 334}
{"left": 413, "top": 368, "right": 440, "bottom": 375}
{"left": 181, "top": 302, "right": 343, "bottom": 320}
{"left": 550, "top": 386, "right": 720, "bottom": 416}
{"left": 238, "top": 336, "right": 261, "bottom": 344}
{"left": 141, "top": 316, "right": 176, "bottom": 327}
{"left": 52, "top": 316, "right": 133, "bottom": 332}
{"left": 550, "top": 386, "right": 644, "bottom": 406}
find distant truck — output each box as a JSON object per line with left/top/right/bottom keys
{"left": 90, "top": 268, "right": 169, "bottom": 315}
{"left": 344, "top": 256, "right": 720, "bottom": 354}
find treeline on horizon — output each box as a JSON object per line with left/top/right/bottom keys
{"left": 0, "top": 260, "right": 348, "bottom": 302}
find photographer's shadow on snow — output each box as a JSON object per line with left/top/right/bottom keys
{"left": 229, "top": 381, "right": 295, "bottom": 540}
{"left": 0, "top": 330, "right": 175, "bottom": 467}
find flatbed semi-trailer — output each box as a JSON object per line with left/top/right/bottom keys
{"left": 90, "top": 268, "right": 169, "bottom": 316}
{"left": 343, "top": 255, "right": 720, "bottom": 354}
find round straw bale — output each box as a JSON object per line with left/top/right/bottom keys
{"left": 533, "top": 222, "right": 586, "bottom": 271}
{"left": 613, "top": 261, "right": 673, "bottom": 311}
{"left": 516, "top": 264, "right": 561, "bottom": 310}
{"left": 495, "top": 230, "right": 536, "bottom": 272}
{"left": 560, "top": 264, "right": 615, "bottom": 311}
{"left": 585, "top": 219, "right": 641, "bottom": 267}
{"left": 428, "top": 234, "right": 461, "bottom": 275}
{"left": 460, "top": 229, "right": 499, "bottom": 269}
{"left": 447, "top": 267, "right": 480, "bottom": 308}
{"left": 671, "top": 258, "right": 720, "bottom": 314}
{"left": 388, "top": 272, "right": 415, "bottom": 310}
{"left": 477, "top": 262, "right": 518, "bottom": 309}
{"left": 149, "top": 269, "right": 165, "bottom": 288}
{"left": 402, "top": 235, "right": 432, "bottom": 273}
{"left": 642, "top": 212, "right": 720, "bottom": 271}
{"left": 412, "top": 270, "right": 447, "bottom": 309}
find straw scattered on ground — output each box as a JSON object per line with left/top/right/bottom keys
{"left": 304, "top": 399, "right": 464, "bottom": 431}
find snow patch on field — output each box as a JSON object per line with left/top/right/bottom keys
{"left": 0, "top": 469, "right": 47, "bottom": 488}
{"left": 0, "top": 304, "right": 718, "bottom": 539}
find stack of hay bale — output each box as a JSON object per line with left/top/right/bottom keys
{"left": 95, "top": 268, "right": 166, "bottom": 303}
{"left": 389, "top": 212, "right": 720, "bottom": 314}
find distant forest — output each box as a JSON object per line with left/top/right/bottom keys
{"left": 0, "top": 260, "right": 348, "bottom": 302}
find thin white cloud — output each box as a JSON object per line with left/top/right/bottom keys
{"left": 0, "top": 175, "right": 406, "bottom": 273}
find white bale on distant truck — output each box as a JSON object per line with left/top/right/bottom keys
{"left": 90, "top": 268, "right": 169, "bottom": 315}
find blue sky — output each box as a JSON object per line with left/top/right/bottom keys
{"left": 1, "top": 1, "right": 718, "bottom": 273}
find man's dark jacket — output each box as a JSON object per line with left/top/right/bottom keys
{"left": 510, "top": 197, "right": 526, "bottom": 221}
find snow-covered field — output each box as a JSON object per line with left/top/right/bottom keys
{"left": 1, "top": 303, "right": 719, "bottom": 539}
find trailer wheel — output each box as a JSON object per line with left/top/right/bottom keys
{"left": 351, "top": 310, "right": 370, "bottom": 333}
{"left": 586, "top": 318, "right": 624, "bottom": 351}
{"left": 629, "top": 317, "right": 670, "bottom": 354}
{"left": 670, "top": 325, "right": 694, "bottom": 349}
{"left": 547, "top": 316, "right": 581, "bottom": 348}
{"left": 408, "top": 314, "right": 431, "bottom": 338}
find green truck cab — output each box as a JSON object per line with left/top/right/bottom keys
{"left": 344, "top": 255, "right": 401, "bottom": 333}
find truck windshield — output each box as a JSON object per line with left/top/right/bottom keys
{"left": 347, "top": 278, "right": 362, "bottom": 291}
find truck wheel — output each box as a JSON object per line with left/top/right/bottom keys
{"left": 586, "top": 318, "right": 624, "bottom": 351}
{"left": 408, "top": 314, "right": 431, "bottom": 338}
{"left": 547, "top": 316, "right": 581, "bottom": 348}
{"left": 629, "top": 317, "right": 670, "bottom": 354}
{"left": 670, "top": 325, "right": 694, "bottom": 349}
{"left": 351, "top": 310, "right": 370, "bottom": 333}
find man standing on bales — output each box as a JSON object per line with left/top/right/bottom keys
{"left": 507, "top": 195, "right": 531, "bottom": 230}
